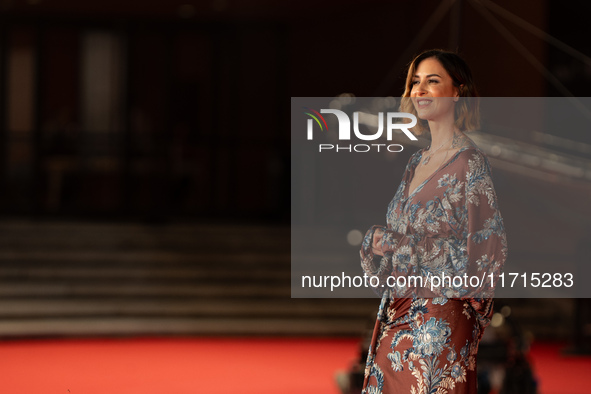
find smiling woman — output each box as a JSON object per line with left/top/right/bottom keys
{"left": 360, "top": 49, "right": 507, "bottom": 394}
{"left": 410, "top": 58, "right": 459, "bottom": 125}
{"left": 400, "top": 49, "right": 480, "bottom": 137}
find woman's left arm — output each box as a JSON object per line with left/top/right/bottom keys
{"left": 462, "top": 151, "right": 508, "bottom": 328}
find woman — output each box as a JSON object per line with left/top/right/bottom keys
{"left": 360, "top": 49, "right": 507, "bottom": 393}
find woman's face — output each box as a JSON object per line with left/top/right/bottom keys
{"left": 410, "top": 57, "right": 459, "bottom": 122}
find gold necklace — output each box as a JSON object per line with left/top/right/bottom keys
{"left": 421, "top": 133, "right": 454, "bottom": 166}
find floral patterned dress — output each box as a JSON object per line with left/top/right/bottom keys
{"left": 360, "top": 144, "right": 507, "bottom": 394}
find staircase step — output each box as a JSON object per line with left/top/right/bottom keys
{"left": 0, "top": 317, "right": 371, "bottom": 337}
{"left": 0, "top": 299, "right": 376, "bottom": 318}
{"left": 0, "top": 266, "right": 289, "bottom": 280}
{"left": 0, "top": 282, "right": 291, "bottom": 298}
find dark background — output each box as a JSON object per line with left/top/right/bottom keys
{"left": 0, "top": 0, "right": 581, "bottom": 222}
{"left": 0, "top": 0, "right": 589, "bottom": 349}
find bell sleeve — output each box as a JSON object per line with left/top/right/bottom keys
{"left": 460, "top": 151, "right": 508, "bottom": 329}
{"left": 360, "top": 224, "right": 392, "bottom": 296}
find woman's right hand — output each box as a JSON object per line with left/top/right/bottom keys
{"left": 372, "top": 227, "right": 385, "bottom": 256}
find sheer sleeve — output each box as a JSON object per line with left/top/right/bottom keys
{"left": 360, "top": 224, "right": 391, "bottom": 296}
{"left": 461, "top": 151, "right": 508, "bottom": 329}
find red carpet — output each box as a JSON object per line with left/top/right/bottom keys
{"left": 528, "top": 342, "right": 591, "bottom": 394}
{"left": 0, "top": 338, "right": 589, "bottom": 393}
{"left": 0, "top": 337, "right": 360, "bottom": 394}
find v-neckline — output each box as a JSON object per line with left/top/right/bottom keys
{"left": 405, "top": 147, "right": 469, "bottom": 200}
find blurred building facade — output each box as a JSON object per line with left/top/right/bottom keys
{"left": 0, "top": 5, "right": 290, "bottom": 221}
{"left": 0, "top": 0, "right": 556, "bottom": 222}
